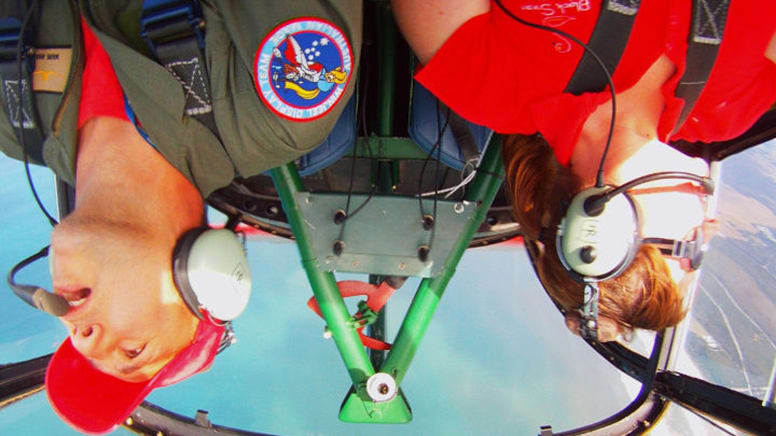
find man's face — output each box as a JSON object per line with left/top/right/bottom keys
{"left": 49, "top": 214, "right": 199, "bottom": 382}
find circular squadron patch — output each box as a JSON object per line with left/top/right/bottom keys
{"left": 254, "top": 17, "right": 353, "bottom": 121}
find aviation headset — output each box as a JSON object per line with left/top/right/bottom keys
{"left": 5, "top": 2, "right": 251, "bottom": 323}
{"left": 7, "top": 227, "right": 252, "bottom": 322}
{"left": 493, "top": 0, "right": 714, "bottom": 341}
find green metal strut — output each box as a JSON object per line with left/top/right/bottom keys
{"left": 271, "top": 135, "right": 504, "bottom": 423}
{"left": 270, "top": 0, "right": 505, "bottom": 422}
{"left": 379, "top": 136, "right": 505, "bottom": 386}
{"left": 269, "top": 165, "right": 376, "bottom": 394}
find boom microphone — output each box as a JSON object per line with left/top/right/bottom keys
{"left": 583, "top": 171, "right": 714, "bottom": 217}
{"left": 7, "top": 246, "right": 71, "bottom": 317}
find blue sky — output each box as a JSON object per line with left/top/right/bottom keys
{"left": 0, "top": 156, "right": 641, "bottom": 435}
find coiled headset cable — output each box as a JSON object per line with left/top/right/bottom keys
{"left": 491, "top": 0, "right": 618, "bottom": 341}
{"left": 16, "top": 0, "right": 56, "bottom": 227}
{"left": 493, "top": 0, "right": 617, "bottom": 188}
{"left": 493, "top": 1, "right": 714, "bottom": 342}
{"left": 6, "top": 0, "right": 71, "bottom": 316}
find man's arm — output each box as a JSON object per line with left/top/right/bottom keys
{"left": 391, "top": 0, "right": 489, "bottom": 65}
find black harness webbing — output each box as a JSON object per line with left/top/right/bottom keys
{"left": 443, "top": 105, "right": 481, "bottom": 164}
{"left": 139, "top": 0, "right": 220, "bottom": 139}
{"left": 564, "top": 0, "right": 730, "bottom": 136}
{"left": 564, "top": 0, "right": 641, "bottom": 95}
{"left": 0, "top": 0, "right": 45, "bottom": 164}
{"left": 672, "top": 0, "right": 730, "bottom": 134}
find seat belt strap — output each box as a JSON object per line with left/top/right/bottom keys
{"left": 139, "top": 0, "right": 220, "bottom": 138}
{"left": 440, "top": 102, "right": 481, "bottom": 164}
{"left": 672, "top": 0, "right": 730, "bottom": 135}
{"left": 564, "top": 0, "right": 641, "bottom": 95}
{"left": 0, "top": 1, "right": 46, "bottom": 164}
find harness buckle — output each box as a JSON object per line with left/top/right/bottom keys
{"left": 139, "top": 0, "right": 205, "bottom": 56}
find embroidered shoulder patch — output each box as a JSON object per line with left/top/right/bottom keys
{"left": 254, "top": 17, "right": 353, "bottom": 122}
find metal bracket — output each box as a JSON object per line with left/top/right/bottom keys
{"left": 295, "top": 192, "right": 477, "bottom": 277}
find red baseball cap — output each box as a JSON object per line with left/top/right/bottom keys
{"left": 45, "top": 320, "right": 224, "bottom": 434}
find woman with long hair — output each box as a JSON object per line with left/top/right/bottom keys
{"left": 393, "top": 0, "right": 776, "bottom": 340}
{"left": 503, "top": 134, "right": 687, "bottom": 341}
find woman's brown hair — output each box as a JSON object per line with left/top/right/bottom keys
{"left": 502, "top": 134, "right": 686, "bottom": 332}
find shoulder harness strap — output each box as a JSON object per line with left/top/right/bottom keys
{"left": 564, "top": 0, "right": 641, "bottom": 95}
{"left": 672, "top": 0, "right": 730, "bottom": 134}
{"left": 565, "top": 0, "right": 730, "bottom": 137}
{"left": 0, "top": 0, "right": 45, "bottom": 164}
{"left": 139, "top": 0, "right": 220, "bottom": 139}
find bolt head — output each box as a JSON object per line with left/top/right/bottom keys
{"left": 365, "top": 372, "right": 397, "bottom": 403}
{"left": 418, "top": 245, "right": 430, "bottom": 262}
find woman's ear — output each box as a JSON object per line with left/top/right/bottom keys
{"left": 540, "top": 210, "right": 552, "bottom": 229}
{"left": 532, "top": 239, "right": 546, "bottom": 256}
{"left": 564, "top": 311, "right": 625, "bottom": 342}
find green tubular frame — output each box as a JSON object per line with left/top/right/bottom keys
{"left": 268, "top": 0, "right": 504, "bottom": 423}
{"left": 269, "top": 137, "right": 504, "bottom": 422}
{"left": 271, "top": 165, "right": 375, "bottom": 387}
{"left": 380, "top": 139, "right": 504, "bottom": 385}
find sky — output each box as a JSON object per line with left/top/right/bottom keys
{"left": 0, "top": 155, "right": 647, "bottom": 435}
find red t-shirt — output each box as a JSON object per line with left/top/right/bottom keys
{"left": 78, "top": 19, "right": 128, "bottom": 129}
{"left": 415, "top": 0, "right": 776, "bottom": 165}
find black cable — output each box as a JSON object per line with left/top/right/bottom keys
{"left": 417, "top": 102, "right": 451, "bottom": 219}
{"left": 429, "top": 100, "right": 444, "bottom": 250}
{"left": 584, "top": 171, "right": 713, "bottom": 216}
{"left": 342, "top": 124, "right": 360, "bottom": 217}
{"left": 492, "top": 0, "right": 617, "bottom": 188}
{"left": 341, "top": 47, "right": 377, "bottom": 224}
{"left": 335, "top": 44, "right": 379, "bottom": 251}
{"left": 345, "top": 154, "right": 378, "bottom": 219}
{"left": 17, "top": 0, "right": 56, "bottom": 228}
{"left": 411, "top": 100, "right": 452, "bottom": 261}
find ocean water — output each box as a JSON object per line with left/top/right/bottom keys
{"left": 0, "top": 155, "right": 642, "bottom": 435}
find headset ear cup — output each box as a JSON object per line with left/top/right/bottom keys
{"left": 172, "top": 228, "right": 252, "bottom": 321}
{"left": 172, "top": 228, "right": 209, "bottom": 321}
{"left": 557, "top": 187, "right": 639, "bottom": 281}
